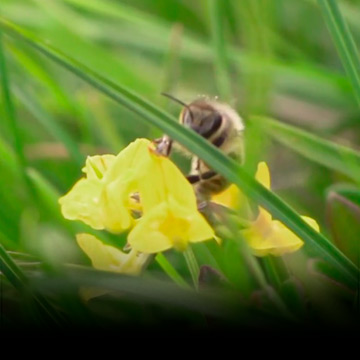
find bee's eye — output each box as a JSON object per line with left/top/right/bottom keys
{"left": 183, "top": 110, "right": 193, "bottom": 125}
{"left": 200, "top": 113, "right": 222, "bottom": 138}
{"left": 211, "top": 113, "right": 222, "bottom": 129}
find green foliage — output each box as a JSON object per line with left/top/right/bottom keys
{"left": 317, "top": 0, "right": 360, "bottom": 106}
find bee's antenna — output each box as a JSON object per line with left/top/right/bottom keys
{"left": 161, "top": 92, "right": 188, "bottom": 107}
{"left": 161, "top": 92, "right": 194, "bottom": 122}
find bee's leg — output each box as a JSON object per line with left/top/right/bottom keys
{"left": 153, "top": 135, "right": 173, "bottom": 156}
{"left": 187, "top": 169, "right": 217, "bottom": 217}
{"left": 197, "top": 198, "right": 219, "bottom": 227}
{"left": 201, "top": 170, "right": 217, "bottom": 180}
{"left": 197, "top": 200, "right": 209, "bottom": 211}
{"left": 188, "top": 157, "right": 216, "bottom": 183}
{"left": 187, "top": 174, "right": 201, "bottom": 184}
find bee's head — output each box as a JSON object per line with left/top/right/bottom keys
{"left": 161, "top": 93, "right": 223, "bottom": 139}
{"left": 182, "top": 102, "right": 222, "bottom": 138}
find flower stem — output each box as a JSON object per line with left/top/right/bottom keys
{"left": 184, "top": 246, "right": 200, "bottom": 290}
{"left": 262, "top": 256, "right": 283, "bottom": 291}
{"left": 155, "top": 253, "right": 190, "bottom": 289}
{"left": 238, "top": 241, "right": 294, "bottom": 320}
{"left": 216, "top": 211, "right": 294, "bottom": 319}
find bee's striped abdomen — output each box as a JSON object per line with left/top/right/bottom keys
{"left": 187, "top": 150, "right": 242, "bottom": 201}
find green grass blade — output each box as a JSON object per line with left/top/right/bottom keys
{"left": 252, "top": 116, "right": 360, "bottom": 183}
{"left": 0, "top": 243, "right": 65, "bottom": 326}
{"left": 8, "top": 43, "right": 75, "bottom": 112}
{"left": 14, "top": 87, "right": 84, "bottom": 166}
{"left": 26, "top": 167, "right": 63, "bottom": 220}
{"left": 32, "top": 0, "right": 155, "bottom": 96}
{"left": 1, "top": 18, "right": 358, "bottom": 287}
{"left": 262, "top": 257, "right": 283, "bottom": 291}
{"left": 317, "top": 0, "right": 360, "bottom": 106}
{"left": 309, "top": 259, "right": 355, "bottom": 292}
{"left": 327, "top": 184, "right": 360, "bottom": 208}
{"left": 0, "top": 243, "right": 28, "bottom": 288}
{"left": 325, "top": 184, "right": 360, "bottom": 265}
{"left": 51, "top": 266, "right": 241, "bottom": 319}
{"left": 0, "top": 30, "right": 28, "bottom": 183}
{"left": 0, "top": 135, "right": 19, "bottom": 177}
{"left": 184, "top": 247, "right": 200, "bottom": 289}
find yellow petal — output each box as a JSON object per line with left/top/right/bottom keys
{"left": 128, "top": 203, "right": 173, "bottom": 253}
{"left": 187, "top": 212, "right": 215, "bottom": 244}
{"left": 243, "top": 218, "right": 304, "bottom": 256}
{"left": 82, "top": 154, "right": 116, "bottom": 180}
{"left": 211, "top": 184, "right": 240, "bottom": 209}
{"left": 255, "top": 162, "right": 270, "bottom": 189}
{"left": 139, "top": 151, "right": 197, "bottom": 213}
{"left": 158, "top": 155, "right": 197, "bottom": 209}
{"left": 243, "top": 232, "right": 273, "bottom": 257}
{"left": 98, "top": 139, "right": 155, "bottom": 232}
{"left": 104, "top": 138, "right": 152, "bottom": 184}
{"left": 128, "top": 200, "right": 214, "bottom": 253}
{"left": 265, "top": 220, "right": 304, "bottom": 256}
{"left": 244, "top": 213, "right": 320, "bottom": 257}
{"left": 59, "top": 178, "right": 104, "bottom": 229}
{"left": 100, "top": 178, "right": 135, "bottom": 233}
{"left": 130, "top": 229, "right": 173, "bottom": 253}
{"left": 241, "top": 206, "right": 304, "bottom": 256}
{"left": 137, "top": 157, "right": 168, "bottom": 213}
{"left": 301, "top": 216, "right": 320, "bottom": 232}
{"left": 169, "top": 198, "right": 214, "bottom": 244}
{"left": 77, "top": 233, "right": 149, "bottom": 274}
{"left": 77, "top": 233, "right": 128, "bottom": 271}
{"left": 258, "top": 216, "right": 319, "bottom": 256}
{"left": 252, "top": 207, "right": 273, "bottom": 231}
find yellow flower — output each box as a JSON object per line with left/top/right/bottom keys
{"left": 59, "top": 139, "right": 154, "bottom": 233}
{"left": 129, "top": 151, "right": 215, "bottom": 253}
{"left": 60, "top": 138, "right": 214, "bottom": 254}
{"left": 77, "top": 233, "right": 149, "bottom": 274}
{"left": 241, "top": 162, "right": 319, "bottom": 256}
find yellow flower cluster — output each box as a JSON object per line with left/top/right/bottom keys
{"left": 60, "top": 137, "right": 320, "bottom": 276}
{"left": 59, "top": 139, "right": 214, "bottom": 273}
{"left": 212, "top": 162, "right": 319, "bottom": 256}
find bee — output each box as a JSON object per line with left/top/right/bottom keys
{"left": 155, "top": 94, "right": 245, "bottom": 202}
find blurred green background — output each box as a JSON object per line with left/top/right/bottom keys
{"left": 0, "top": 0, "right": 359, "bottom": 331}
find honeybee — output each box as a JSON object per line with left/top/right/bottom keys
{"left": 155, "top": 94, "right": 245, "bottom": 202}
